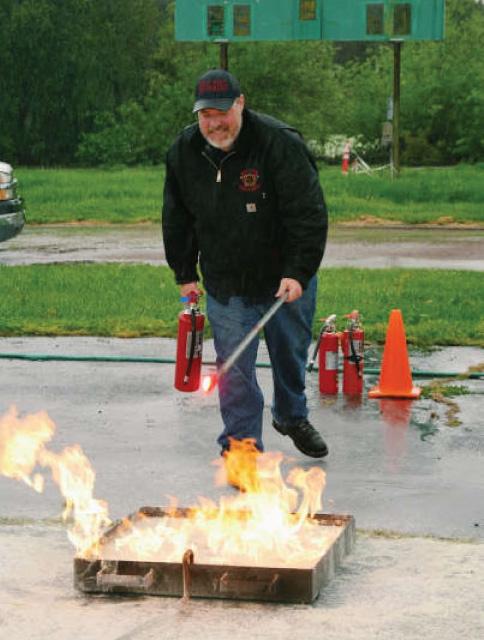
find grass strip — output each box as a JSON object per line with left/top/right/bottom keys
{"left": 1, "top": 264, "right": 483, "bottom": 347}
{"left": 16, "top": 165, "right": 484, "bottom": 226}
{"left": 16, "top": 167, "right": 162, "bottom": 225}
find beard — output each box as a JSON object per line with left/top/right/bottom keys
{"left": 201, "top": 116, "right": 243, "bottom": 151}
{"left": 204, "top": 128, "right": 238, "bottom": 151}
{"left": 198, "top": 101, "right": 244, "bottom": 151}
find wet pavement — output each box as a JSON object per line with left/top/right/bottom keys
{"left": 2, "top": 223, "right": 484, "bottom": 270}
{"left": 1, "top": 336, "right": 483, "bottom": 640}
{"left": 2, "top": 224, "right": 484, "bottom": 638}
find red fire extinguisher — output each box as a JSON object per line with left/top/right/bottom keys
{"left": 341, "top": 139, "right": 351, "bottom": 175}
{"left": 174, "top": 292, "right": 204, "bottom": 392}
{"left": 307, "top": 314, "right": 339, "bottom": 394}
{"left": 341, "top": 310, "right": 364, "bottom": 394}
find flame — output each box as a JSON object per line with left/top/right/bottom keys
{"left": 201, "top": 371, "right": 218, "bottom": 393}
{"left": 114, "top": 439, "right": 328, "bottom": 568}
{"left": 1, "top": 407, "right": 329, "bottom": 569}
{"left": 0, "top": 405, "right": 54, "bottom": 492}
{"left": 0, "top": 406, "right": 110, "bottom": 556}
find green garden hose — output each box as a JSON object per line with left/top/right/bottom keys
{"left": 0, "top": 352, "right": 482, "bottom": 379}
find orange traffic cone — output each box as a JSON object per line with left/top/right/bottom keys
{"left": 368, "top": 309, "right": 421, "bottom": 399}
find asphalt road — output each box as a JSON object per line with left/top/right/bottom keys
{"left": 1, "top": 223, "right": 484, "bottom": 270}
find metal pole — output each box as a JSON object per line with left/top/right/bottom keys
{"left": 218, "top": 292, "right": 288, "bottom": 380}
{"left": 392, "top": 39, "right": 402, "bottom": 176}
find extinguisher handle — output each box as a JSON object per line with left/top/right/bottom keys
{"left": 180, "top": 291, "right": 201, "bottom": 305}
{"left": 344, "top": 310, "right": 360, "bottom": 329}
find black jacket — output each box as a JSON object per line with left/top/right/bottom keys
{"left": 162, "top": 109, "right": 328, "bottom": 303}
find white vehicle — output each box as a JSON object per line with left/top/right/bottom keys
{"left": 0, "top": 161, "right": 26, "bottom": 242}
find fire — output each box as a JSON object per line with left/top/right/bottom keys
{"left": 0, "top": 406, "right": 110, "bottom": 556}
{"left": 113, "top": 439, "right": 329, "bottom": 569}
{"left": 0, "top": 405, "right": 55, "bottom": 492}
{"left": 1, "top": 407, "right": 330, "bottom": 569}
{"left": 201, "top": 371, "right": 218, "bottom": 393}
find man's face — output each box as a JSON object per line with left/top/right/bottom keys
{"left": 197, "top": 96, "right": 245, "bottom": 151}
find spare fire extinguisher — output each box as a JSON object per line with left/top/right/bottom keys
{"left": 308, "top": 315, "right": 339, "bottom": 394}
{"left": 174, "top": 292, "right": 204, "bottom": 392}
{"left": 341, "top": 310, "right": 364, "bottom": 394}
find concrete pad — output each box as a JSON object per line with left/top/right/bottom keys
{"left": 1, "top": 526, "right": 483, "bottom": 640}
{"left": 1, "top": 337, "right": 483, "bottom": 640}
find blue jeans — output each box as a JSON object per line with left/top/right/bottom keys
{"left": 206, "top": 276, "right": 317, "bottom": 452}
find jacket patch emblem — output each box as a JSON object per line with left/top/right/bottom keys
{"left": 246, "top": 203, "right": 257, "bottom": 213}
{"left": 239, "top": 169, "right": 260, "bottom": 192}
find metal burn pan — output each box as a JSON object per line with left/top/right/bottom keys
{"left": 74, "top": 506, "right": 355, "bottom": 604}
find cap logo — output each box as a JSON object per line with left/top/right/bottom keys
{"left": 239, "top": 168, "right": 260, "bottom": 192}
{"left": 198, "top": 79, "right": 229, "bottom": 94}
{"left": 193, "top": 70, "right": 241, "bottom": 112}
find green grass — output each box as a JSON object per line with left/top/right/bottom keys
{"left": 323, "top": 164, "right": 484, "bottom": 224}
{"left": 1, "top": 264, "right": 483, "bottom": 347}
{"left": 0, "top": 263, "right": 177, "bottom": 338}
{"left": 16, "top": 167, "right": 162, "bottom": 224}
{"left": 16, "top": 164, "right": 484, "bottom": 226}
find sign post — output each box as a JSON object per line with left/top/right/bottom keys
{"left": 219, "top": 40, "right": 229, "bottom": 70}
{"left": 392, "top": 39, "right": 403, "bottom": 175}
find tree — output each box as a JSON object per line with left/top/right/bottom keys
{"left": 2, "top": 0, "right": 482, "bottom": 167}
{"left": 0, "top": 0, "right": 161, "bottom": 165}
{"left": 400, "top": 0, "right": 484, "bottom": 164}
{"left": 77, "top": 6, "right": 341, "bottom": 165}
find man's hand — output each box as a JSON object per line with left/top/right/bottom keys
{"left": 180, "top": 282, "right": 203, "bottom": 298}
{"left": 276, "top": 278, "right": 302, "bottom": 303}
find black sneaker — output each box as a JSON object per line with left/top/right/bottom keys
{"left": 272, "top": 419, "right": 329, "bottom": 458}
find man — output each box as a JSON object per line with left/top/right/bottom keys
{"left": 162, "top": 69, "right": 329, "bottom": 475}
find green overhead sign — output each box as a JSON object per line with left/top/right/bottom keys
{"left": 175, "top": 0, "right": 445, "bottom": 42}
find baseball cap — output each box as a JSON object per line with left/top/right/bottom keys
{"left": 193, "top": 69, "right": 241, "bottom": 113}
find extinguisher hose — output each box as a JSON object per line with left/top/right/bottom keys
{"left": 307, "top": 315, "right": 337, "bottom": 373}
{"left": 349, "top": 329, "right": 363, "bottom": 379}
{"left": 183, "top": 309, "right": 197, "bottom": 384}
{"left": 307, "top": 326, "right": 325, "bottom": 373}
